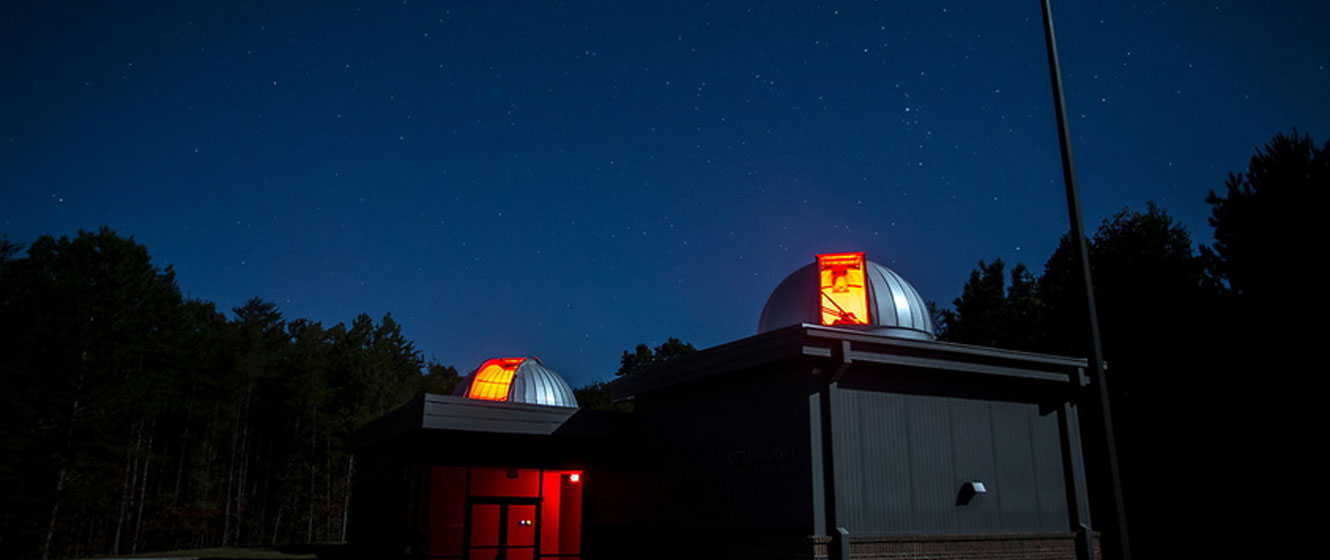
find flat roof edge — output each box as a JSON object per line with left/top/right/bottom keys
{"left": 612, "top": 324, "right": 1089, "bottom": 399}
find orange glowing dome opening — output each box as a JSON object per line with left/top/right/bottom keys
{"left": 466, "top": 357, "right": 526, "bottom": 402}
{"left": 817, "top": 252, "right": 871, "bottom": 326}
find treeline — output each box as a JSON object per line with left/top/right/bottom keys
{"left": 1, "top": 130, "right": 1323, "bottom": 559}
{"left": 935, "top": 130, "right": 1327, "bottom": 556}
{"left": 0, "top": 230, "right": 459, "bottom": 559}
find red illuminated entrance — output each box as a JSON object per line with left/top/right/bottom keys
{"left": 468, "top": 501, "right": 537, "bottom": 560}
{"left": 416, "top": 467, "right": 582, "bottom": 560}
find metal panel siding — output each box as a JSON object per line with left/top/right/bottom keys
{"left": 831, "top": 386, "right": 1069, "bottom": 535}
{"left": 873, "top": 394, "right": 914, "bottom": 532}
{"left": 951, "top": 400, "right": 1000, "bottom": 533}
{"left": 905, "top": 395, "right": 956, "bottom": 532}
{"left": 809, "top": 392, "right": 827, "bottom": 533}
{"left": 832, "top": 390, "right": 920, "bottom": 532}
{"left": 1031, "top": 407, "right": 1071, "bottom": 528}
{"left": 992, "top": 402, "right": 1040, "bottom": 531}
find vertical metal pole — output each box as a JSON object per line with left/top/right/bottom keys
{"left": 1038, "top": 1, "right": 1131, "bottom": 559}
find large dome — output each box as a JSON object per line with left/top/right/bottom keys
{"left": 758, "top": 254, "right": 935, "bottom": 340}
{"left": 454, "top": 357, "right": 579, "bottom": 408}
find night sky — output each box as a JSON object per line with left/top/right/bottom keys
{"left": 4, "top": 1, "right": 1328, "bottom": 388}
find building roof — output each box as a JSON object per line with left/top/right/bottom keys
{"left": 611, "top": 323, "right": 1088, "bottom": 400}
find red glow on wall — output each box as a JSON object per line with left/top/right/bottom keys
{"left": 507, "top": 504, "right": 537, "bottom": 546}
{"left": 817, "top": 252, "right": 871, "bottom": 326}
{"left": 469, "top": 504, "right": 501, "bottom": 547}
{"left": 416, "top": 468, "right": 581, "bottom": 560}
{"left": 540, "top": 470, "right": 582, "bottom": 557}
{"left": 469, "top": 467, "right": 541, "bottom": 497}
{"left": 466, "top": 357, "right": 525, "bottom": 401}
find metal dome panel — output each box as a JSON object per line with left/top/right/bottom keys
{"left": 757, "top": 255, "right": 936, "bottom": 340}
{"left": 509, "top": 358, "right": 579, "bottom": 408}
{"left": 454, "top": 357, "right": 580, "bottom": 408}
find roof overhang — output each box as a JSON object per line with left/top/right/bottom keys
{"left": 611, "top": 323, "right": 1089, "bottom": 400}
{"left": 353, "top": 393, "right": 580, "bottom": 450}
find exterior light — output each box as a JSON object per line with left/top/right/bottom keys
{"left": 569, "top": 473, "right": 580, "bottom": 483}
{"left": 817, "top": 252, "right": 871, "bottom": 326}
{"left": 957, "top": 481, "right": 987, "bottom": 506}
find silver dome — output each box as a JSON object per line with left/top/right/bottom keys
{"left": 454, "top": 357, "right": 580, "bottom": 408}
{"left": 758, "top": 257, "right": 935, "bottom": 340}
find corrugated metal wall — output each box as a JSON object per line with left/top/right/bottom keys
{"left": 831, "top": 384, "right": 1068, "bottom": 534}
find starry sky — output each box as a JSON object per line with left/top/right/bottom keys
{"left": 4, "top": 1, "right": 1328, "bottom": 388}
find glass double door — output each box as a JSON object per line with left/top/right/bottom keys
{"left": 466, "top": 499, "right": 538, "bottom": 560}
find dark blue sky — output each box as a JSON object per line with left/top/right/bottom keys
{"left": 4, "top": 1, "right": 1328, "bottom": 388}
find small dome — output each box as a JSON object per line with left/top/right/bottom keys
{"left": 454, "top": 357, "right": 579, "bottom": 408}
{"left": 758, "top": 254, "right": 935, "bottom": 340}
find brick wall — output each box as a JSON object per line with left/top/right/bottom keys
{"left": 841, "top": 533, "right": 1100, "bottom": 560}
{"left": 686, "top": 531, "right": 1099, "bottom": 560}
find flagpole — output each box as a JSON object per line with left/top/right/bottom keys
{"left": 1039, "top": 1, "right": 1132, "bottom": 559}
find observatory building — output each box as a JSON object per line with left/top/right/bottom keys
{"left": 351, "top": 252, "right": 1098, "bottom": 560}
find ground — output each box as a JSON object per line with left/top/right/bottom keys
{"left": 90, "top": 543, "right": 348, "bottom": 560}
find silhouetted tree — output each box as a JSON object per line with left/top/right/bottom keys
{"left": 1041, "top": 204, "right": 1215, "bottom": 558}
{"left": 572, "top": 381, "right": 614, "bottom": 410}
{"left": 0, "top": 228, "right": 443, "bottom": 558}
{"left": 0, "top": 228, "right": 185, "bottom": 559}
{"left": 938, "top": 260, "right": 1043, "bottom": 352}
{"left": 615, "top": 337, "right": 696, "bottom": 376}
{"left": 925, "top": 301, "right": 947, "bottom": 339}
{"left": 1041, "top": 203, "right": 1212, "bottom": 360}
{"left": 422, "top": 362, "right": 461, "bottom": 395}
{"left": 937, "top": 205, "right": 1214, "bottom": 556}
{"left": 1198, "top": 131, "right": 1326, "bottom": 543}
{"left": 1203, "top": 129, "right": 1328, "bottom": 300}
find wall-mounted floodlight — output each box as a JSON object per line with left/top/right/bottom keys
{"left": 956, "top": 481, "right": 987, "bottom": 505}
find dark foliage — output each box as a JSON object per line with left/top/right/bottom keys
{"left": 572, "top": 381, "right": 614, "bottom": 410}
{"left": 937, "top": 259, "right": 1044, "bottom": 352}
{"left": 1198, "top": 132, "right": 1326, "bottom": 543}
{"left": 1040, "top": 203, "right": 1213, "bottom": 357}
{"left": 614, "top": 337, "right": 696, "bottom": 376}
{"left": 0, "top": 229, "right": 448, "bottom": 559}
{"left": 936, "top": 130, "right": 1326, "bottom": 555}
{"left": 1203, "top": 129, "right": 1328, "bottom": 300}
{"left": 941, "top": 205, "right": 1220, "bottom": 557}
{"left": 422, "top": 362, "right": 461, "bottom": 395}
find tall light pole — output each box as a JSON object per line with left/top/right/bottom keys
{"left": 1038, "top": 1, "right": 1132, "bottom": 559}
